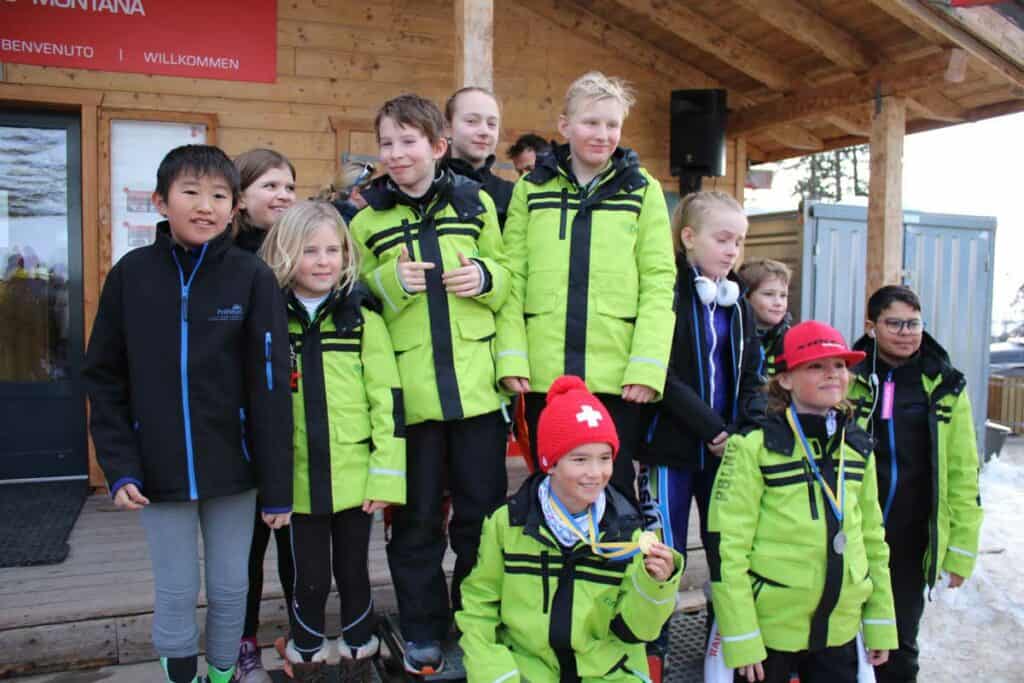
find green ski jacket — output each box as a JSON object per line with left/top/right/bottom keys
{"left": 350, "top": 171, "right": 510, "bottom": 425}
{"left": 497, "top": 145, "right": 676, "bottom": 397}
{"left": 457, "top": 474, "right": 683, "bottom": 683}
{"left": 707, "top": 412, "right": 898, "bottom": 669}
{"left": 848, "top": 332, "right": 983, "bottom": 585}
{"left": 287, "top": 286, "right": 405, "bottom": 515}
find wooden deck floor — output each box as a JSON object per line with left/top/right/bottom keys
{"left": 0, "top": 458, "right": 707, "bottom": 678}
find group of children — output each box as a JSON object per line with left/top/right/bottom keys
{"left": 81, "top": 69, "right": 983, "bottom": 683}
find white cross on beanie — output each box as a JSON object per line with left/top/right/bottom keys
{"left": 576, "top": 405, "right": 603, "bottom": 428}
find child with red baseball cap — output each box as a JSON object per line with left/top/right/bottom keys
{"left": 707, "top": 321, "right": 898, "bottom": 683}
{"left": 456, "top": 375, "right": 683, "bottom": 683}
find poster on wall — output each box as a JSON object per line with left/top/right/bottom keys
{"left": 110, "top": 120, "right": 207, "bottom": 265}
{"left": 1, "top": 1, "right": 275, "bottom": 83}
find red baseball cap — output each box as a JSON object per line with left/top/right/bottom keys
{"left": 776, "top": 320, "right": 865, "bottom": 371}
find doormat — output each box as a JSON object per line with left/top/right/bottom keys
{"left": 0, "top": 480, "right": 90, "bottom": 567}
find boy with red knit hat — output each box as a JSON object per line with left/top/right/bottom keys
{"left": 456, "top": 375, "right": 683, "bottom": 683}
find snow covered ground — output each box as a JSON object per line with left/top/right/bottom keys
{"left": 918, "top": 438, "right": 1024, "bottom": 682}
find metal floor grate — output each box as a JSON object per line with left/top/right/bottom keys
{"left": 373, "top": 610, "right": 709, "bottom": 682}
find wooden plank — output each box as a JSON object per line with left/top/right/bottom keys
{"left": 866, "top": 0, "right": 1024, "bottom": 89}
{"left": 0, "top": 617, "right": 119, "bottom": 677}
{"left": 907, "top": 90, "right": 966, "bottom": 122}
{"left": 866, "top": 96, "right": 906, "bottom": 299}
{"left": 455, "top": 0, "right": 494, "bottom": 89}
{"left": 733, "top": 138, "right": 747, "bottom": 203}
{"left": 728, "top": 49, "right": 960, "bottom": 135}
{"left": 294, "top": 48, "right": 450, "bottom": 85}
{"left": 939, "top": 6, "right": 1024, "bottom": 72}
{"left": 730, "top": 0, "right": 874, "bottom": 71}
{"left": 766, "top": 124, "right": 824, "bottom": 150}
{"left": 824, "top": 105, "right": 873, "bottom": 136}
{"left": 605, "top": 0, "right": 799, "bottom": 90}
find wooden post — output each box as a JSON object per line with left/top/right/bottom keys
{"left": 733, "top": 137, "right": 747, "bottom": 204}
{"left": 455, "top": 0, "right": 493, "bottom": 90}
{"left": 866, "top": 96, "right": 906, "bottom": 300}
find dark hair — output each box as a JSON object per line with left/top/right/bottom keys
{"left": 155, "top": 145, "right": 240, "bottom": 206}
{"left": 375, "top": 94, "right": 447, "bottom": 146}
{"left": 232, "top": 148, "right": 296, "bottom": 236}
{"left": 867, "top": 285, "right": 921, "bottom": 322}
{"left": 506, "top": 133, "right": 551, "bottom": 159}
{"left": 444, "top": 86, "right": 501, "bottom": 123}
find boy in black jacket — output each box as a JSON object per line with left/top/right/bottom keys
{"left": 83, "top": 145, "right": 293, "bottom": 683}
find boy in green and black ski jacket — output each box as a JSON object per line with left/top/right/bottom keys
{"left": 846, "top": 285, "right": 983, "bottom": 683}
{"left": 348, "top": 94, "right": 512, "bottom": 665}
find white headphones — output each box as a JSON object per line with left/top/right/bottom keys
{"left": 694, "top": 276, "right": 740, "bottom": 307}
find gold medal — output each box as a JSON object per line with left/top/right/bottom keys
{"left": 638, "top": 531, "right": 658, "bottom": 555}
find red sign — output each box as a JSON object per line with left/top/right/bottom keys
{"left": 1, "top": 0, "right": 276, "bottom": 83}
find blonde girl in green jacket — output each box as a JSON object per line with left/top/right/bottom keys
{"left": 259, "top": 201, "right": 405, "bottom": 682}
{"left": 708, "top": 321, "right": 897, "bottom": 683}
{"left": 498, "top": 71, "right": 676, "bottom": 496}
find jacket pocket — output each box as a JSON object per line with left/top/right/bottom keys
{"left": 331, "top": 405, "right": 373, "bottom": 444}
{"left": 239, "top": 408, "right": 251, "bottom": 462}
{"left": 457, "top": 315, "right": 496, "bottom": 342}
{"left": 593, "top": 271, "right": 639, "bottom": 321}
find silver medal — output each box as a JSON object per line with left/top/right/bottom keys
{"left": 833, "top": 530, "right": 847, "bottom": 555}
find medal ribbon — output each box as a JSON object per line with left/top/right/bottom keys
{"left": 547, "top": 489, "right": 642, "bottom": 560}
{"left": 787, "top": 406, "right": 846, "bottom": 524}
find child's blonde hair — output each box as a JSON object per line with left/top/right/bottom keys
{"left": 670, "top": 190, "right": 745, "bottom": 254}
{"left": 563, "top": 71, "right": 636, "bottom": 118}
{"left": 738, "top": 258, "right": 792, "bottom": 292}
{"left": 258, "top": 201, "right": 359, "bottom": 294}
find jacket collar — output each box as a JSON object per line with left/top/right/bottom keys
{"left": 851, "top": 330, "right": 964, "bottom": 395}
{"left": 445, "top": 154, "right": 497, "bottom": 183}
{"left": 525, "top": 143, "right": 647, "bottom": 195}
{"left": 676, "top": 251, "right": 745, "bottom": 296}
{"left": 155, "top": 220, "right": 234, "bottom": 262}
{"left": 507, "top": 472, "right": 642, "bottom": 548}
{"left": 755, "top": 410, "right": 874, "bottom": 459}
{"left": 361, "top": 168, "right": 485, "bottom": 221}
{"left": 287, "top": 282, "right": 381, "bottom": 331}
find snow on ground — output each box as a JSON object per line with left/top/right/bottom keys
{"left": 918, "top": 439, "right": 1024, "bottom": 682}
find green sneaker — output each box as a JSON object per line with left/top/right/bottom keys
{"left": 203, "top": 663, "right": 235, "bottom": 683}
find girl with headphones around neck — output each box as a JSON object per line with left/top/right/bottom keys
{"left": 639, "top": 192, "right": 764, "bottom": 636}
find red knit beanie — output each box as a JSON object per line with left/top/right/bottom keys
{"left": 536, "top": 375, "right": 620, "bottom": 472}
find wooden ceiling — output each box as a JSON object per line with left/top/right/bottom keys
{"left": 548, "top": 0, "right": 1024, "bottom": 162}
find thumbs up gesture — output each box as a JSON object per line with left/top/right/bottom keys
{"left": 443, "top": 252, "right": 484, "bottom": 297}
{"left": 396, "top": 245, "right": 435, "bottom": 293}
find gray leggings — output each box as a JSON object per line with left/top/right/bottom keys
{"left": 141, "top": 488, "right": 257, "bottom": 669}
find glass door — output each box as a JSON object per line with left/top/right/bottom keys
{"left": 0, "top": 110, "right": 86, "bottom": 481}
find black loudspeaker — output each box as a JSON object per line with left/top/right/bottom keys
{"left": 670, "top": 89, "right": 727, "bottom": 178}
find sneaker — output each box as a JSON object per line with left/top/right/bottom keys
{"left": 234, "top": 638, "right": 271, "bottom": 683}
{"left": 402, "top": 640, "right": 444, "bottom": 676}
{"left": 283, "top": 639, "right": 330, "bottom": 682}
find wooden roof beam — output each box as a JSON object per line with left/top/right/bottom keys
{"left": 936, "top": 5, "right": 1024, "bottom": 71}
{"left": 824, "top": 106, "right": 873, "bottom": 136}
{"left": 731, "top": 0, "right": 874, "bottom": 71}
{"left": 907, "top": 91, "right": 965, "bottom": 122}
{"left": 728, "top": 49, "right": 963, "bottom": 135}
{"left": 606, "top": 0, "right": 799, "bottom": 90}
{"left": 766, "top": 124, "right": 824, "bottom": 151}
{"left": 866, "top": 0, "right": 1024, "bottom": 89}
{"left": 456, "top": 0, "right": 494, "bottom": 89}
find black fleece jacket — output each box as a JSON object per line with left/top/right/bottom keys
{"left": 83, "top": 223, "right": 293, "bottom": 510}
{"left": 641, "top": 253, "right": 765, "bottom": 470}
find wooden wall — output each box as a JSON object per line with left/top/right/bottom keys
{"left": 2, "top": 0, "right": 744, "bottom": 197}
{"left": 0, "top": 0, "right": 745, "bottom": 486}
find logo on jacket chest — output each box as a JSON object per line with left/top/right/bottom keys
{"left": 209, "top": 304, "right": 244, "bottom": 322}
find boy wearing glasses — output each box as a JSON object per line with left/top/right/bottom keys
{"left": 847, "top": 285, "right": 983, "bottom": 683}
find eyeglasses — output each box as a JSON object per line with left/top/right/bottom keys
{"left": 881, "top": 318, "right": 924, "bottom": 334}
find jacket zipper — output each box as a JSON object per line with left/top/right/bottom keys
{"left": 882, "top": 370, "right": 898, "bottom": 523}
{"left": 265, "top": 331, "right": 273, "bottom": 390}
{"left": 171, "top": 243, "right": 209, "bottom": 501}
{"left": 239, "top": 408, "right": 251, "bottom": 462}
